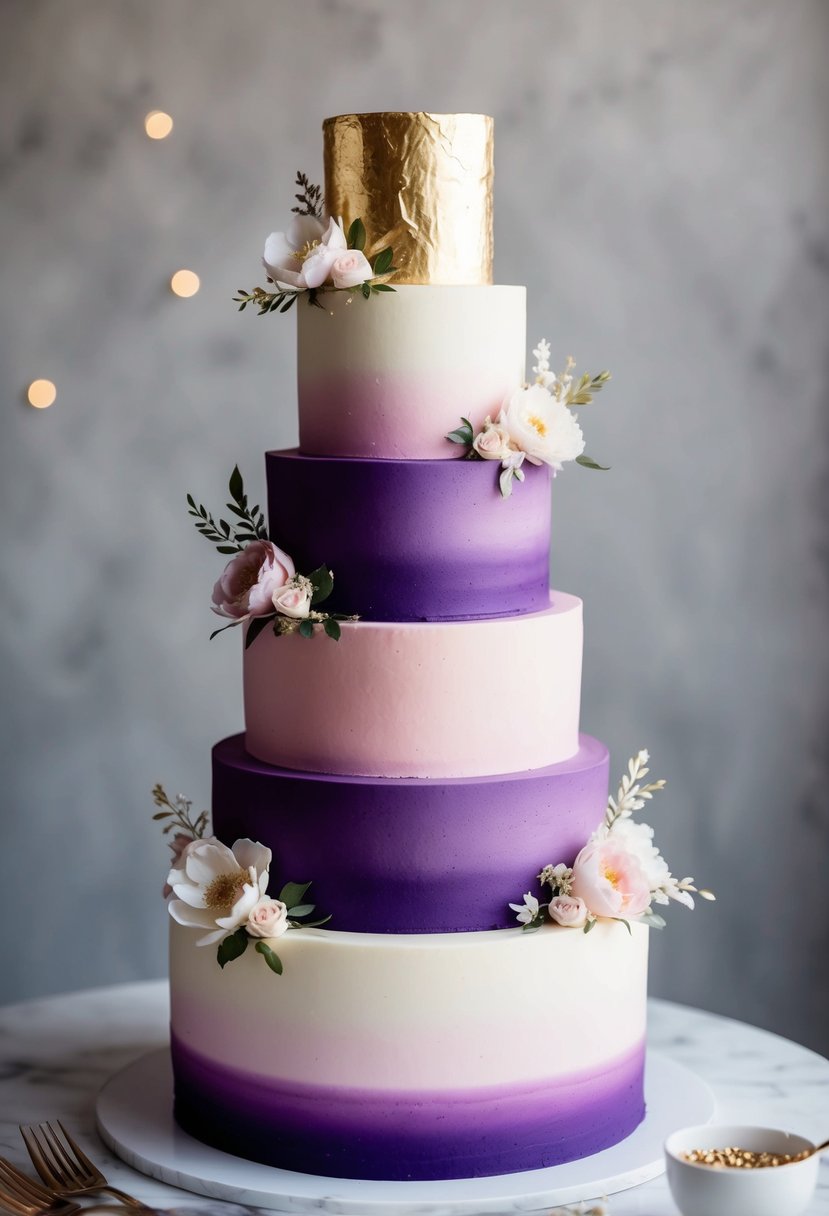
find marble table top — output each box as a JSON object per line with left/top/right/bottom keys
{"left": 0, "top": 981, "right": 826, "bottom": 1215}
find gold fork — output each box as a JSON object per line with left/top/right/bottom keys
{"left": 0, "top": 1157, "right": 81, "bottom": 1216}
{"left": 19, "top": 1124, "right": 148, "bottom": 1210}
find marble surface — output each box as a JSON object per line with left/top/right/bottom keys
{"left": 0, "top": 982, "right": 827, "bottom": 1215}
{"left": 1, "top": 0, "right": 829, "bottom": 1052}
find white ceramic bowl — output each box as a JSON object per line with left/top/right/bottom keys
{"left": 664, "top": 1124, "right": 820, "bottom": 1216}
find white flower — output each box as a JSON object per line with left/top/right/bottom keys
{"left": 531, "top": 337, "right": 552, "bottom": 379}
{"left": 509, "top": 892, "right": 540, "bottom": 926}
{"left": 246, "top": 896, "right": 289, "bottom": 939}
{"left": 167, "top": 837, "right": 272, "bottom": 946}
{"left": 473, "top": 417, "right": 513, "bottom": 461}
{"left": 273, "top": 575, "right": 313, "bottom": 619}
{"left": 610, "top": 818, "right": 671, "bottom": 891}
{"left": 263, "top": 215, "right": 349, "bottom": 291}
{"left": 500, "top": 383, "right": 585, "bottom": 470}
{"left": 538, "top": 863, "right": 574, "bottom": 894}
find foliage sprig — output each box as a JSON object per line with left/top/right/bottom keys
{"left": 151, "top": 784, "right": 208, "bottom": 839}
{"left": 291, "top": 171, "right": 324, "bottom": 219}
{"left": 187, "top": 466, "right": 268, "bottom": 554}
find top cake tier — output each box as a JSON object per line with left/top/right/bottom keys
{"left": 324, "top": 112, "right": 493, "bottom": 285}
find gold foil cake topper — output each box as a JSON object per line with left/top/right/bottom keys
{"left": 323, "top": 112, "right": 493, "bottom": 286}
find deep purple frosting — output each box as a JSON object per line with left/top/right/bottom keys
{"left": 265, "top": 449, "right": 552, "bottom": 621}
{"left": 212, "top": 733, "right": 609, "bottom": 933}
{"left": 172, "top": 1033, "right": 645, "bottom": 1181}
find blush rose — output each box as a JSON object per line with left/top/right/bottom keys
{"left": 246, "top": 897, "right": 289, "bottom": 939}
{"left": 211, "top": 540, "right": 295, "bottom": 620}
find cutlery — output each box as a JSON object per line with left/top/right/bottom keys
{"left": 0, "top": 1157, "right": 81, "bottom": 1216}
{"left": 19, "top": 1124, "right": 148, "bottom": 1210}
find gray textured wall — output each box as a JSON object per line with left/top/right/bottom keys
{"left": 1, "top": 0, "right": 827, "bottom": 1053}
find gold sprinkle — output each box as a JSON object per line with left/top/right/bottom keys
{"left": 684, "top": 1145, "right": 809, "bottom": 1169}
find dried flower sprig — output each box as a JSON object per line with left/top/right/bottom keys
{"left": 151, "top": 784, "right": 208, "bottom": 839}
{"left": 291, "top": 170, "right": 323, "bottom": 220}
{"left": 604, "top": 748, "right": 666, "bottom": 831}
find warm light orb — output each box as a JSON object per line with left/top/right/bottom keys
{"left": 170, "top": 269, "right": 200, "bottom": 298}
{"left": 27, "top": 379, "right": 57, "bottom": 409}
{"left": 145, "top": 110, "right": 174, "bottom": 140}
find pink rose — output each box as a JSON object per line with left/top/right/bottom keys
{"left": 273, "top": 578, "right": 312, "bottom": 620}
{"left": 570, "top": 838, "right": 651, "bottom": 920}
{"left": 548, "top": 894, "right": 589, "bottom": 928}
{"left": 330, "top": 250, "right": 372, "bottom": 289}
{"left": 473, "top": 419, "right": 513, "bottom": 461}
{"left": 211, "top": 540, "right": 295, "bottom": 620}
{"left": 246, "top": 896, "right": 289, "bottom": 939}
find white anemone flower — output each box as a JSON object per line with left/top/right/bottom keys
{"left": 167, "top": 837, "right": 272, "bottom": 946}
{"left": 500, "top": 383, "right": 585, "bottom": 470}
{"left": 263, "top": 215, "right": 349, "bottom": 291}
{"left": 508, "top": 892, "right": 540, "bottom": 926}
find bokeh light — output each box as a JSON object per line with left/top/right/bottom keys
{"left": 145, "top": 110, "right": 174, "bottom": 139}
{"left": 170, "top": 269, "right": 200, "bottom": 298}
{"left": 27, "top": 379, "right": 57, "bottom": 409}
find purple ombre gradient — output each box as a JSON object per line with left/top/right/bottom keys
{"left": 171, "top": 1033, "right": 646, "bottom": 1181}
{"left": 265, "top": 449, "right": 552, "bottom": 621}
{"left": 213, "top": 734, "right": 609, "bottom": 933}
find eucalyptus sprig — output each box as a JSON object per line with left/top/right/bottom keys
{"left": 187, "top": 465, "right": 268, "bottom": 555}
{"left": 217, "top": 881, "right": 332, "bottom": 978}
{"left": 564, "top": 370, "right": 612, "bottom": 407}
{"left": 151, "top": 784, "right": 208, "bottom": 839}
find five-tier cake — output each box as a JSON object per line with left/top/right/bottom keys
{"left": 163, "top": 112, "right": 676, "bottom": 1183}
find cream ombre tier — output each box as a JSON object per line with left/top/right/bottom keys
{"left": 170, "top": 919, "right": 648, "bottom": 1091}
{"left": 243, "top": 592, "right": 582, "bottom": 778}
{"left": 297, "top": 285, "right": 525, "bottom": 460}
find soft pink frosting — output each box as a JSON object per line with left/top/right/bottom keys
{"left": 243, "top": 593, "right": 582, "bottom": 779}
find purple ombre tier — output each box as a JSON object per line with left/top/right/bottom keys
{"left": 265, "top": 449, "right": 552, "bottom": 621}
{"left": 172, "top": 1033, "right": 646, "bottom": 1181}
{"left": 212, "top": 733, "right": 609, "bottom": 933}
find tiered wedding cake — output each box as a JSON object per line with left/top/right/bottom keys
{"left": 160, "top": 112, "right": 703, "bottom": 1183}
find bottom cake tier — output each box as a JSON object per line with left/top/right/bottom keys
{"left": 170, "top": 919, "right": 649, "bottom": 1181}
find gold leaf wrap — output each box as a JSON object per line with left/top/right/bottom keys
{"left": 323, "top": 112, "right": 493, "bottom": 286}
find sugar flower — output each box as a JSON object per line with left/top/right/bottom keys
{"left": 211, "top": 539, "right": 295, "bottom": 620}
{"left": 473, "top": 417, "right": 513, "bottom": 461}
{"left": 246, "top": 896, "right": 289, "bottom": 939}
{"left": 570, "top": 838, "right": 651, "bottom": 920}
{"left": 263, "top": 216, "right": 370, "bottom": 292}
{"left": 167, "top": 837, "right": 272, "bottom": 946}
{"left": 548, "top": 894, "right": 589, "bottom": 928}
{"left": 273, "top": 575, "right": 313, "bottom": 620}
{"left": 538, "top": 862, "right": 574, "bottom": 894}
{"left": 509, "top": 892, "right": 540, "bottom": 926}
{"left": 500, "top": 383, "right": 585, "bottom": 471}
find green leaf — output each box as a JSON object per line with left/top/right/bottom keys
{"left": 216, "top": 545, "right": 240, "bottom": 554}
{"left": 361, "top": 281, "right": 371, "bottom": 299}
{"left": 307, "top": 564, "right": 334, "bottom": 605}
{"left": 279, "top": 881, "right": 312, "bottom": 908}
{"left": 244, "top": 615, "right": 273, "bottom": 650}
{"left": 298, "top": 619, "right": 315, "bottom": 638}
{"left": 152, "top": 811, "right": 172, "bottom": 820}
{"left": 186, "top": 493, "right": 197, "bottom": 510}
{"left": 255, "top": 941, "right": 283, "bottom": 975}
{"left": 323, "top": 617, "right": 341, "bottom": 641}
{"left": 229, "top": 465, "right": 244, "bottom": 505}
{"left": 347, "top": 217, "right": 366, "bottom": 250}
{"left": 616, "top": 918, "right": 633, "bottom": 935}
{"left": 287, "top": 903, "right": 315, "bottom": 918}
{"left": 372, "top": 247, "right": 393, "bottom": 276}
{"left": 210, "top": 620, "right": 242, "bottom": 640}
{"left": 575, "top": 454, "right": 610, "bottom": 471}
{"left": 583, "top": 917, "right": 598, "bottom": 934}
{"left": 217, "top": 927, "right": 249, "bottom": 969}
{"left": 295, "top": 914, "right": 332, "bottom": 928}
{"left": 280, "top": 294, "right": 296, "bottom": 312}
{"left": 445, "top": 418, "right": 474, "bottom": 446}
{"left": 371, "top": 283, "right": 396, "bottom": 292}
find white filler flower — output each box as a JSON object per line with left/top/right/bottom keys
{"left": 509, "top": 892, "right": 540, "bottom": 926}
{"left": 167, "top": 837, "right": 272, "bottom": 946}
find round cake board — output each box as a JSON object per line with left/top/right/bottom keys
{"left": 96, "top": 1049, "right": 714, "bottom": 1215}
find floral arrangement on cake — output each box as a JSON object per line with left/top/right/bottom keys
{"left": 187, "top": 466, "right": 355, "bottom": 644}
{"left": 447, "top": 339, "right": 610, "bottom": 497}
{"left": 510, "top": 750, "right": 714, "bottom": 933}
{"left": 234, "top": 172, "right": 398, "bottom": 314}
{"left": 154, "top": 784, "right": 330, "bottom": 976}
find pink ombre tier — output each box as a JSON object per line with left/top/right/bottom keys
{"left": 297, "top": 285, "right": 526, "bottom": 459}
{"left": 170, "top": 920, "right": 647, "bottom": 1179}
{"left": 243, "top": 591, "right": 582, "bottom": 778}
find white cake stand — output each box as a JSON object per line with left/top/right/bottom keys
{"left": 96, "top": 1049, "right": 714, "bottom": 1215}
